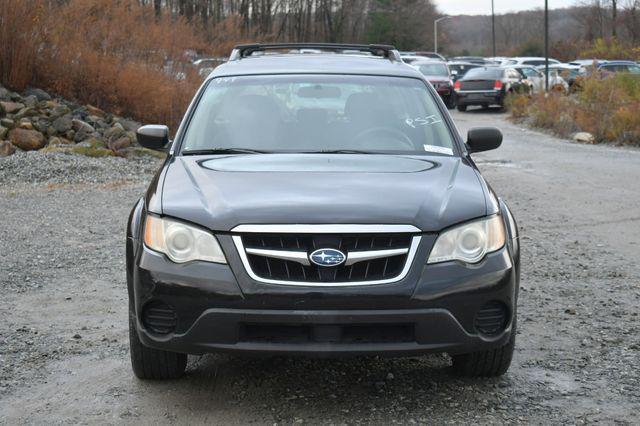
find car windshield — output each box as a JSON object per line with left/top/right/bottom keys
{"left": 181, "top": 74, "right": 456, "bottom": 155}
{"left": 517, "top": 68, "right": 539, "bottom": 77}
{"left": 416, "top": 63, "right": 449, "bottom": 76}
{"left": 462, "top": 68, "right": 502, "bottom": 79}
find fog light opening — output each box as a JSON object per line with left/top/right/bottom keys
{"left": 475, "top": 301, "right": 509, "bottom": 336}
{"left": 141, "top": 301, "right": 178, "bottom": 335}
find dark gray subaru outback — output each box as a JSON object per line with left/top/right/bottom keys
{"left": 127, "top": 43, "right": 520, "bottom": 380}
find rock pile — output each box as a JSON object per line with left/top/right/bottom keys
{"left": 0, "top": 84, "right": 162, "bottom": 158}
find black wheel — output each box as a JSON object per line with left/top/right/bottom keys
{"left": 446, "top": 94, "right": 457, "bottom": 110}
{"left": 129, "top": 310, "right": 187, "bottom": 380}
{"left": 451, "top": 321, "right": 516, "bottom": 377}
{"left": 457, "top": 105, "right": 467, "bottom": 112}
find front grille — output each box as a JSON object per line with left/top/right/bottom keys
{"left": 234, "top": 229, "right": 420, "bottom": 285}
{"left": 475, "top": 301, "right": 509, "bottom": 336}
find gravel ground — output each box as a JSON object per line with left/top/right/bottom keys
{"left": 1, "top": 110, "right": 639, "bottom": 424}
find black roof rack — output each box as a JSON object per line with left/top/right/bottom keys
{"left": 229, "top": 43, "right": 401, "bottom": 62}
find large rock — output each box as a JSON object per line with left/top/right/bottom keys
{"left": 8, "top": 128, "right": 46, "bottom": 150}
{"left": 33, "top": 118, "right": 50, "bottom": 133}
{"left": 0, "top": 126, "right": 7, "bottom": 139}
{"left": 52, "top": 115, "right": 73, "bottom": 133}
{"left": 86, "top": 104, "right": 105, "bottom": 117}
{"left": 14, "top": 107, "right": 37, "bottom": 120}
{"left": 23, "top": 87, "right": 51, "bottom": 101}
{"left": 114, "top": 118, "right": 140, "bottom": 132}
{"left": 23, "top": 95, "right": 38, "bottom": 108}
{"left": 573, "top": 132, "right": 595, "bottom": 144}
{"left": 71, "top": 118, "right": 95, "bottom": 133}
{"left": 0, "top": 101, "right": 24, "bottom": 114}
{"left": 72, "top": 119, "right": 96, "bottom": 142}
{"left": 50, "top": 104, "right": 71, "bottom": 118}
{"left": 104, "top": 123, "right": 125, "bottom": 143}
{"left": 18, "top": 118, "right": 33, "bottom": 130}
{"left": 0, "top": 87, "right": 9, "bottom": 100}
{"left": 0, "top": 118, "right": 14, "bottom": 129}
{"left": 0, "top": 140, "right": 16, "bottom": 157}
{"left": 108, "top": 136, "right": 131, "bottom": 151}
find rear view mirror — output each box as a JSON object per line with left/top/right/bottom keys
{"left": 466, "top": 127, "right": 502, "bottom": 153}
{"left": 297, "top": 85, "right": 342, "bottom": 99}
{"left": 137, "top": 125, "right": 169, "bottom": 151}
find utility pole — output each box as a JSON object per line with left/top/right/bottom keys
{"left": 434, "top": 16, "right": 452, "bottom": 54}
{"left": 544, "top": 0, "right": 549, "bottom": 92}
{"left": 612, "top": 0, "right": 617, "bottom": 38}
{"left": 492, "top": 0, "right": 496, "bottom": 57}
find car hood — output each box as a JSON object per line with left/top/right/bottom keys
{"left": 159, "top": 154, "right": 489, "bottom": 232}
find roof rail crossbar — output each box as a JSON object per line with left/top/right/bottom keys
{"left": 229, "top": 43, "right": 401, "bottom": 62}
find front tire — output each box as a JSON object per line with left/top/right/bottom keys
{"left": 451, "top": 322, "right": 516, "bottom": 377}
{"left": 129, "top": 311, "right": 187, "bottom": 380}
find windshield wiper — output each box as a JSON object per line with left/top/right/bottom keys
{"left": 181, "top": 148, "right": 270, "bottom": 156}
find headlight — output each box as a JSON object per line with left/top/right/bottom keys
{"left": 144, "top": 215, "right": 226, "bottom": 264}
{"left": 427, "top": 215, "right": 505, "bottom": 264}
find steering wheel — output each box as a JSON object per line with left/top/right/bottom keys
{"left": 352, "top": 127, "right": 415, "bottom": 150}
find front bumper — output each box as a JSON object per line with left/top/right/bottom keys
{"left": 130, "top": 238, "right": 519, "bottom": 357}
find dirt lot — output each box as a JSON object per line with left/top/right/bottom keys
{"left": 1, "top": 110, "right": 639, "bottom": 424}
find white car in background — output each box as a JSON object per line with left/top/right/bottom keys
{"left": 568, "top": 59, "right": 606, "bottom": 67}
{"left": 485, "top": 57, "right": 511, "bottom": 65}
{"left": 513, "top": 65, "right": 569, "bottom": 93}
{"left": 504, "top": 57, "right": 561, "bottom": 67}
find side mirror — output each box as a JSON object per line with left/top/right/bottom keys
{"left": 136, "top": 125, "right": 169, "bottom": 151}
{"left": 466, "top": 127, "right": 503, "bottom": 153}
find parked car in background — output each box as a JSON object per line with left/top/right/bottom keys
{"left": 400, "top": 51, "right": 446, "bottom": 61}
{"left": 400, "top": 55, "right": 426, "bottom": 64}
{"left": 448, "top": 61, "right": 483, "bottom": 82}
{"left": 454, "top": 66, "right": 529, "bottom": 111}
{"left": 504, "top": 57, "right": 561, "bottom": 67}
{"left": 538, "top": 64, "right": 581, "bottom": 90}
{"left": 568, "top": 59, "right": 606, "bottom": 67}
{"left": 411, "top": 60, "right": 456, "bottom": 109}
{"left": 449, "top": 56, "right": 493, "bottom": 65}
{"left": 485, "top": 57, "right": 511, "bottom": 65}
{"left": 514, "top": 65, "right": 569, "bottom": 93}
{"left": 597, "top": 61, "right": 640, "bottom": 75}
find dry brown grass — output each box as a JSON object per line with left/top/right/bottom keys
{"left": 507, "top": 74, "right": 640, "bottom": 146}
{"left": 0, "top": 0, "right": 246, "bottom": 129}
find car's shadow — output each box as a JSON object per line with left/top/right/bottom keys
{"left": 143, "top": 354, "right": 516, "bottom": 419}
{"left": 458, "top": 106, "right": 507, "bottom": 114}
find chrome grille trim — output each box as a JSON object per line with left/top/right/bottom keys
{"left": 231, "top": 224, "right": 421, "bottom": 234}
{"left": 345, "top": 247, "right": 409, "bottom": 266}
{"left": 245, "top": 247, "right": 311, "bottom": 266}
{"left": 232, "top": 225, "right": 422, "bottom": 287}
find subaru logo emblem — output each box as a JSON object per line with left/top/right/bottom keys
{"left": 309, "top": 248, "right": 346, "bottom": 267}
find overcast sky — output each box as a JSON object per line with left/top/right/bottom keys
{"left": 435, "top": 0, "right": 577, "bottom": 15}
